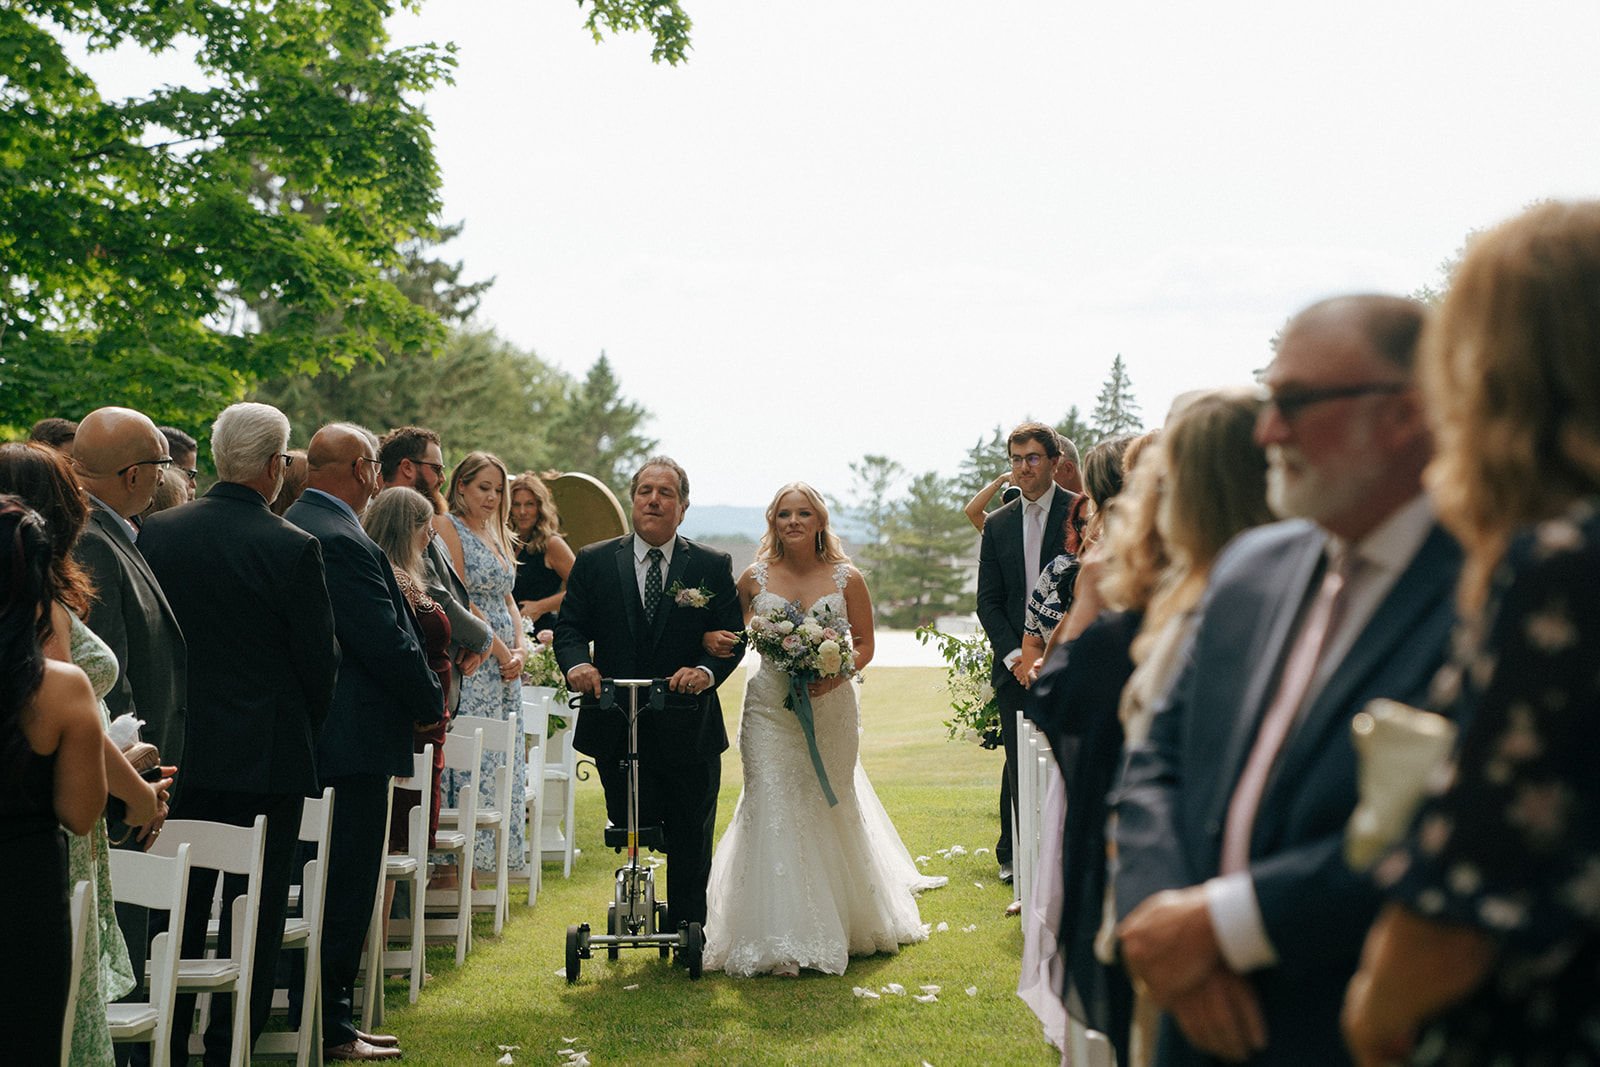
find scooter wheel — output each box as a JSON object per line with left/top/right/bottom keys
{"left": 606, "top": 907, "right": 620, "bottom": 960}
{"left": 685, "top": 921, "right": 704, "bottom": 980}
{"left": 657, "top": 902, "right": 671, "bottom": 958}
{"left": 565, "top": 924, "right": 582, "bottom": 984}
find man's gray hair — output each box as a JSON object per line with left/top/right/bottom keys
{"left": 212, "top": 402, "right": 290, "bottom": 483}
{"left": 1056, "top": 433, "right": 1081, "bottom": 470}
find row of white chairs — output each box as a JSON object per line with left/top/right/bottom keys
{"left": 1014, "top": 711, "right": 1118, "bottom": 1067}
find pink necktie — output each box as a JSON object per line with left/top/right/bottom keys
{"left": 1220, "top": 550, "right": 1360, "bottom": 874}
{"left": 1024, "top": 502, "right": 1044, "bottom": 593}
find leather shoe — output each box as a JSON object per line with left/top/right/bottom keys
{"left": 998, "top": 862, "right": 1014, "bottom": 885}
{"left": 356, "top": 1031, "right": 401, "bottom": 1048}
{"left": 324, "top": 1038, "right": 403, "bottom": 1060}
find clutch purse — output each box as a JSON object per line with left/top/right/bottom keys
{"left": 106, "top": 714, "right": 163, "bottom": 842}
{"left": 1344, "top": 698, "right": 1458, "bottom": 870}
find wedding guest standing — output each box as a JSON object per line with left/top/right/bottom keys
{"left": 433, "top": 451, "right": 528, "bottom": 882}
{"left": 0, "top": 498, "right": 108, "bottom": 1065}
{"left": 510, "top": 471, "right": 575, "bottom": 633}
{"left": 141, "top": 402, "right": 338, "bottom": 1066}
{"left": 1344, "top": 201, "right": 1600, "bottom": 1067}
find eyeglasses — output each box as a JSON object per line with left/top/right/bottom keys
{"left": 352, "top": 456, "right": 380, "bottom": 475}
{"left": 116, "top": 457, "right": 172, "bottom": 476}
{"left": 178, "top": 467, "right": 199, "bottom": 483}
{"left": 278, "top": 453, "right": 296, "bottom": 468}
{"left": 1009, "top": 454, "right": 1048, "bottom": 469}
{"left": 417, "top": 461, "right": 445, "bottom": 477}
{"left": 1263, "top": 382, "right": 1408, "bottom": 422}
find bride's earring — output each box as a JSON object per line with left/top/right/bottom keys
{"left": 815, "top": 531, "right": 824, "bottom": 556}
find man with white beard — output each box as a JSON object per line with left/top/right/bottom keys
{"left": 1109, "top": 295, "right": 1464, "bottom": 1067}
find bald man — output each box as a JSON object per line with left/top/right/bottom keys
{"left": 285, "top": 423, "right": 442, "bottom": 1061}
{"left": 73, "top": 407, "right": 188, "bottom": 809}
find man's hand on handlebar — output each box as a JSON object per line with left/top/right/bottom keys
{"left": 567, "top": 663, "right": 602, "bottom": 698}
{"left": 668, "top": 667, "right": 712, "bottom": 696}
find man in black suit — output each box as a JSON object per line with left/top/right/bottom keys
{"left": 140, "top": 402, "right": 339, "bottom": 1067}
{"left": 286, "top": 423, "right": 443, "bottom": 1062}
{"left": 73, "top": 406, "right": 190, "bottom": 1033}
{"left": 555, "top": 456, "right": 744, "bottom": 931}
{"left": 976, "top": 421, "right": 1075, "bottom": 885}
{"left": 377, "top": 425, "right": 494, "bottom": 711}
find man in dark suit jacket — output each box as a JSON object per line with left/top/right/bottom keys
{"left": 286, "top": 423, "right": 443, "bottom": 1062}
{"left": 1113, "top": 295, "right": 1461, "bottom": 1066}
{"left": 555, "top": 456, "right": 744, "bottom": 931}
{"left": 140, "top": 402, "right": 339, "bottom": 1067}
{"left": 976, "top": 421, "right": 1075, "bottom": 883}
{"left": 377, "top": 425, "right": 494, "bottom": 714}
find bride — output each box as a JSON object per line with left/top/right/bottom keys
{"left": 703, "top": 481, "right": 946, "bottom": 978}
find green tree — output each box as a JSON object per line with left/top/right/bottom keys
{"left": 1090, "top": 355, "right": 1143, "bottom": 442}
{"left": 0, "top": 1, "right": 693, "bottom": 431}
{"left": 877, "top": 472, "right": 974, "bottom": 628}
{"left": 1, "top": 1, "right": 457, "bottom": 428}
{"left": 954, "top": 425, "right": 1008, "bottom": 504}
{"left": 840, "top": 454, "right": 904, "bottom": 588}
{"left": 1055, "top": 405, "right": 1093, "bottom": 458}
{"left": 542, "top": 353, "right": 658, "bottom": 500}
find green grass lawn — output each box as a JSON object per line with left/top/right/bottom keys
{"left": 375, "top": 667, "right": 1058, "bottom": 1066}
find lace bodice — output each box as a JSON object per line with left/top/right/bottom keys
{"left": 750, "top": 561, "right": 850, "bottom": 617}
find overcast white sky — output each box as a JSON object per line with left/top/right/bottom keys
{"left": 82, "top": 1, "right": 1600, "bottom": 506}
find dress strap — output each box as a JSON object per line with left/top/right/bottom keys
{"left": 832, "top": 562, "right": 850, "bottom": 591}
{"left": 753, "top": 560, "right": 769, "bottom": 592}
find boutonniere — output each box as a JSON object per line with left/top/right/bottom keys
{"left": 669, "top": 580, "right": 714, "bottom": 608}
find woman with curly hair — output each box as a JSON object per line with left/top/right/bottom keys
{"left": 509, "top": 471, "right": 575, "bottom": 634}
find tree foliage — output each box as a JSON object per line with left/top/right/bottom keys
{"left": 1, "top": 0, "right": 458, "bottom": 429}
{"left": 542, "top": 353, "right": 659, "bottom": 501}
{"left": 580, "top": 0, "right": 694, "bottom": 64}
{"left": 875, "top": 472, "right": 974, "bottom": 629}
{"left": 1090, "top": 354, "right": 1143, "bottom": 442}
{"left": 840, "top": 454, "right": 904, "bottom": 590}
{"left": 1055, "top": 405, "right": 1093, "bottom": 457}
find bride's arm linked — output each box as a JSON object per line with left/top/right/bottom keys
{"left": 700, "top": 567, "right": 758, "bottom": 658}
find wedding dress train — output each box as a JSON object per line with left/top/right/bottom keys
{"left": 703, "top": 563, "right": 946, "bottom": 977}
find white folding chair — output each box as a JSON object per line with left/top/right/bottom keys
{"left": 516, "top": 687, "right": 550, "bottom": 905}
{"left": 542, "top": 703, "right": 580, "bottom": 878}
{"left": 150, "top": 816, "right": 267, "bottom": 1067}
{"left": 425, "top": 727, "right": 482, "bottom": 965}
{"left": 107, "top": 844, "right": 193, "bottom": 1067}
{"left": 1069, "top": 1020, "right": 1116, "bottom": 1067}
{"left": 62, "top": 879, "right": 92, "bottom": 1066}
{"left": 254, "top": 787, "right": 334, "bottom": 1066}
{"left": 439, "top": 714, "right": 516, "bottom": 932}
{"left": 364, "top": 744, "right": 432, "bottom": 1029}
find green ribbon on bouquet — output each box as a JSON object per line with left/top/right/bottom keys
{"left": 786, "top": 672, "right": 839, "bottom": 807}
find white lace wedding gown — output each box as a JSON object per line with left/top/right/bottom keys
{"left": 703, "top": 562, "right": 947, "bottom": 977}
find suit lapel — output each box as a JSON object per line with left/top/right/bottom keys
{"left": 1265, "top": 524, "right": 1458, "bottom": 797}
{"left": 1042, "top": 491, "right": 1075, "bottom": 570}
{"left": 1206, "top": 528, "right": 1329, "bottom": 828}
{"left": 614, "top": 537, "right": 642, "bottom": 648}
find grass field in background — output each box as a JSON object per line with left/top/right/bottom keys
{"left": 375, "top": 666, "right": 1057, "bottom": 1066}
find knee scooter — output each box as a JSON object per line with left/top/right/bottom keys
{"left": 565, "top": 678, "right": 704, "bottom": 982}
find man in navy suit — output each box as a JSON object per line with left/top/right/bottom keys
{"left": 976, "top": 421, "right": 1075, "bottom": 884}
{"left": 286, "top": 423, "right": 442, "bottom": 1062}
{"left": 1113, "top": 295, "right": 1461, "bottom": 1066}
{"left": 554, "top": 456, "right": 744, "bottom": 932}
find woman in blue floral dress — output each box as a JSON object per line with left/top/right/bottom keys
{"left": 433, "top": 451, "right": 528, "bottom": 876}
{"left": 1344, "top": 202, "right": 1600, "bottom": 1066}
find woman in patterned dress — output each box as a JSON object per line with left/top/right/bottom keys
{"left": 432, "top": 451, "right": 528, "bottom": 877}
{"left": 1343, "top": 201, "right": 1600, "bottom": 1066}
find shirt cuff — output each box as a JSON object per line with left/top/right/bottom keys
{"left": 1204, "top": 873, "right": 1278, "bottom": 973}
{"left": 1003, "top": 649, "right": 1022, "bottom": 669}
{"left": 694, "top": 666, "right": 715, "bottom": 685}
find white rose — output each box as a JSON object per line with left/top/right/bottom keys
{"left": 817, "top": 639, "right": 843, "bottom": 676}
{"left": 962, "top": 727, "right": 982, "bottom": 744}
{"left": 977, "top": 682, "right": 994, "bottom": 705}
{"left": 776, "top": 620, "right": 795, "bottom": 634}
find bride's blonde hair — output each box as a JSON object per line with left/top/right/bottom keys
{"left": 756, "top": 482, "right": 849, "bottom": 564}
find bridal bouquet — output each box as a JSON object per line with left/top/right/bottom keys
{"left": 744, "top": 599, "right": 855, "bottom": 807}
{"left": 914, "top": 625, "right": 1002, "bottom": 747}
{"left": 744, "top": 599, "right": 856, "bottom": 682}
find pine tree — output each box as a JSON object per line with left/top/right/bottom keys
{"left": 1090, "top": 355, "right": 1143, "bottom": 442}
{"left": 543, "top": 353, "right": 659, "bottom": 501}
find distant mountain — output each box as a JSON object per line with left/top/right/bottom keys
{"left": 680, "top": 504, "right": 868, "bottom": 542}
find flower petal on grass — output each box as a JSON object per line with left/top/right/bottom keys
{"left": 497, "top": 1055, "right": 514, "bottom": 1065}
{"left": 974, "top": 882, "right": 984, "bottom": 889}
{"left": 962, "top": 924, "right": 978, "bottom": 933}
{"left": 935, "top": 921, "right": 949, "bottom": 932}
{"left": 949, "top": 845, "right": 967, "bottom": 856}
{"left": 913, "top": 993, "right": 939, "bottom": 1003}
{"left": 916, "top": 855, "right": 930, "bottom": 864}
{"left": 920, "top": 985, "right": 941, "bottom": 993}
{"left": 852, "top": 986, "right": 881, "bottom": 998}
{"left": 553, "top": 968, "right": 567, "bottom": 979}
{"left": 882, "top": 982, "right": 906, "bottom": 995}
{"left": 623, "top": 984, "right": 640, "bottom": 990}
{"left": 975, "top": 847, "right": 990, "bottom": 855}
{"left": 965, "top": 986, "right": 978, "bottom": 997}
